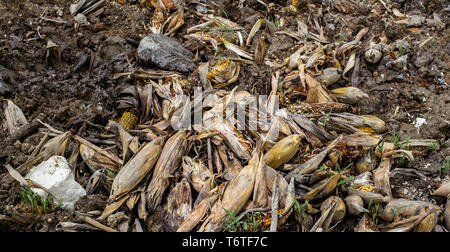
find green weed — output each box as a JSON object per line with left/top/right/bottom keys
{"left": 20, "top": 185, "right": 54, "bottom": 214}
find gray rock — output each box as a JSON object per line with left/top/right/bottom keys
{"left": 137, "top": 34, "right": 196, "bottom": 73}
{"left": 407, "top": 15, "right": 425, "bottom": 27}
{"left": 0, "top": 80, "right": 13, "bottom": 96}
{"left": 426, "top": 13, "right": 445, "bottom": 30}
{"left": 0, "top": 66, "right": 14, "bottom": 96}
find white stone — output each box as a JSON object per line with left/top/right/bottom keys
{"left": 414, "top": 117, "right": 427, "bottom": 133}
{"left": 25, "top": 156, "right": 86, "bottom": 210}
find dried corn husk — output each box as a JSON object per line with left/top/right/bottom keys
{"left": 347, "top": 187, "right": 389, "bottom": 204}
{"left": 286, "top": 135, "right": 342, "bottom": 181}
{"left": 354, "top": 214, "right": 376, "bottom": 232}
{"left": 177, "top": 194, "right": 219, "bottom": 232}
{"left": 414, "top": 211, "right": 439, "bottom": 232}
{"left": 199, "top": 145, "right": 261, "bottom": 232}
{"left": 111, "top": 137, "right": 164, "bottom": 200}
{"left": 317, "top": 68, "right": 341, "bottom": 86}
{"left": 253, "top": 154, "right": 269, "bottom": 208}
{"left": 336, "top": 28, "right": 369, "bottom": 56}
{"left": 380, "top": 199, "right": 441, "bottom": 222}
{"left": 288, "top": 112, "right": 335, "bottom": 143}
{"left": 4, "top": 100, "right": 28, "bottom": 134}
{"left": 208, "top": 59, "right": 240, "bottom": 88}
{"left": 353, "top": 172, "right": 373, "bottom": 187}
{"left": 355, "top": 151, "right": 376, "bottom": 174}
{"left": 373, "top": 142, "right": 394, "bottom": 199}
{"left": 118, "top": 125, "right": 140, "bottom": 163}
{"left": 379, "top": 211, "right": 433, "bottom": 232}
{"left": 311, "top": 199, "right": 338, "bottom": 232}
{"left": 339, "top": 133, "right": 382, "bottom": 147}
{"left": 320, "top": 196, "right": 346, "bottom": 224}
{"left": 302, "top": 174, "right": 340, "bottom": 201}
{"left": 400, "top": 139, "right": 440, "bottom": 156}
{"left": 330, "top": 113, "right": 386, "bottom": 134}
{"left": 265, "top": 165, "right": 289, "bottom": 207}
{"left": 343, "top": 53, "right": 356, "bottom": 80}
{"left": 80, "top": 144, "right": 121, "bottom": 174}
{"left": 42, "top": 131, "right": 72, "bottom": 158}
{"left": 279, "top": 177, "right": 295, "bottom": 226}
{"left": 264, "top": 134, "right": 302, "bottom": 169}
{"left": 345, "top": 195, "right": 369, "bottom": 216}
{"left": 74, "top": 135, "right": 122, "bottom": 166}
{"left": 182, "top": 156, "right": 213, "bottom": 193}
{"left": 331, "top": 87, "right": 368, "bottom": 105}
{"left": 431, "top": 180, "right": 450, "bottom": 198}
{"left": 309, "top": 169, "right": 329, "bottom": 185}
{"left": 164, "top": 7, "right": 184, "bottom": 36}
{"left": 167, "top": 178, "right": 192, "bottom": 232}
{"left": 223, "top": 40, "right": 253, "bottom": 60}
{"left": 246, "top": 19, "right": 264, "bottom": 46}
{"left": 255, "top": 35, "right": 270, "bottom": 65}
{"left": 137, "top": 84, "right": 153, "bottom": 124}
{"left": 365, "top": 44, "right": 383, "bottom": 64}
{"left": 146, "top": 131, "right": 187, "bottom": 213}
{"left": 287, "top": 102, "right": 350, "bottom": 118}
{"left": 305, "top": 74, "right": 336, "bottom": 103}
{"left": 205, "top": 115, "right": 252, "bottom": 160}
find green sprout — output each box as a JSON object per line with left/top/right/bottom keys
{"left": 425, "top": 141, "right": 439, "bottom": 154}
{"left": 398, "top": 45, "right": 404, "bottom": 56}
{"left": 391, "top": 132, "right": 403, "bottom": 149}
{"left": 20, "top": 185, "right": 55, "bottom": 214}
{"left": 390, "top": 204, "right": 410, "bottom": 218}
{"left": 223, "top": 207, "right": 241, "bottom": 232}
{"left": 438, "top": 157, "right": 450, "bottom": 177}
{"left": 336, "top": 162, "right": 354, "bottom": 186}
{"left": 378, "top": 140, "right": 385, "bottom": 157}
{"left": 294, "top": 198, "right": 309, "bottom": 222}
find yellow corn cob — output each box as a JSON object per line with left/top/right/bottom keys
{"left": 118, "top": 109, "right": 139, "bottom": 130}
{"left": 357, "top": 126, "right": 377, "bottom": 135}
{"left": 208, "top": 60, "right": 231, "bottom": 79}
{"left": 357, "top": 185, "right": 375, "bottom": 193}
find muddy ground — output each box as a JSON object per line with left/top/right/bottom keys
{"left": 0, "top": 0, "right": 449, "bottom": 232}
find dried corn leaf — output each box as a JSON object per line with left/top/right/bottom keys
{"left": 167, "top": 178, "right": 192, "bottom": 232}
{"left": 246, "top": 19, "right": 264, "bottom": 46}
{"left": 182, "top": 156, "right": 213, "bottom": 193}
{"left": 302, "top": 173, "right": 340, "bottom": 201}
{"left": 146, "top": 131, "right": 187, "bottom": 213}
{"left": 199, "top": 145, "right": 261, "bottom": 231}
{"left": 432, "top": 180, "right": 450, "bottom": 198}
{"left": 380, "top": 199, "right": 440, "bottom": 222}
{"left": 4, "top": 100, "right": 27, "bottom": 134}
{"left": 111, "top": 137, "right": 164, "bottom": 200}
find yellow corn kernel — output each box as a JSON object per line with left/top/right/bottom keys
{"left": 208, "top": 60, "right": 231, "bottom": 79}
{"left": 118, "top": 109, "right": 139, "bottom": 130}
{"left": 357, "top": 126, "right": 377, "bottom": 135}
{"left": 357, "top": 185, "right": 375, "bottom": 192}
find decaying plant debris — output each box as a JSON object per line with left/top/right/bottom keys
{"left": 0, "top": 0, "right": 449, "bottom": 232}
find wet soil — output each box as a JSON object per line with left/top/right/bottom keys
{"left": 0, "top": 0, "right": 449, "bottom": 231}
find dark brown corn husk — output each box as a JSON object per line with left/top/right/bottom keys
{"left": 146, "top": 131, "right": 187, "bottom": 214}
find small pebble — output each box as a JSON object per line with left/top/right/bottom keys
{"left": 13, "top": 141, "right": 21, "bottom": 149}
